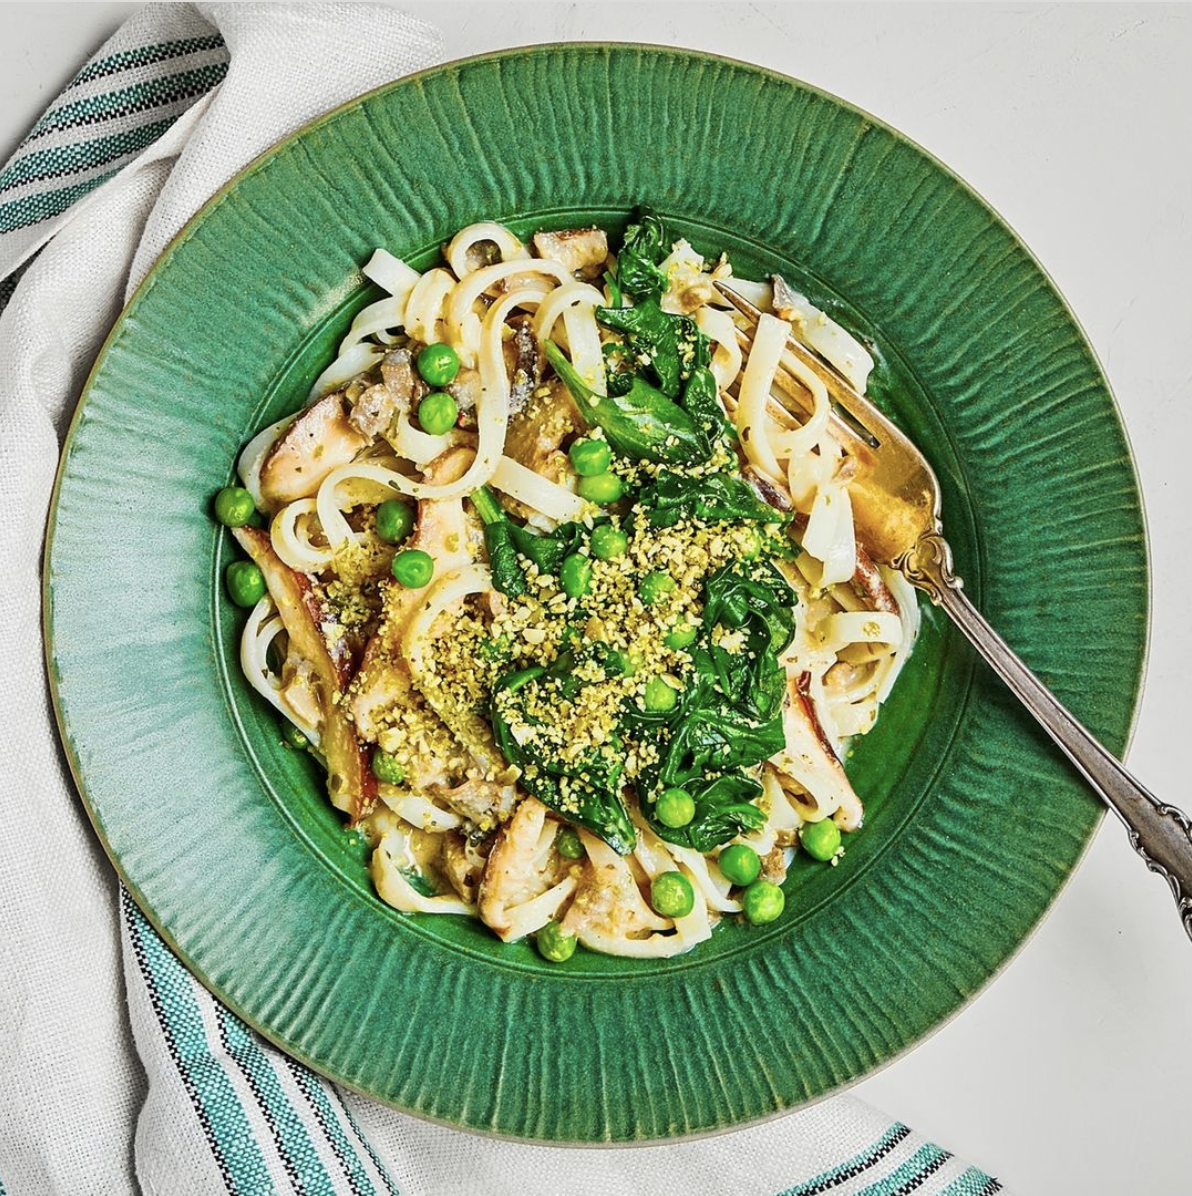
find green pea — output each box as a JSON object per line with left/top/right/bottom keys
{"left": 280, "top": 720, "right": 309, "bottom": 750}
{"left": 718, "top": 843, "right": 761, "bottom": 886}
{"left": 577, "top": 472, "right": 624, "bottom": 505}
{"left": 656, "top": 787, "right": 695, "bottom": 829}
{"left": 417, "top": 390, "right": 458, "bottom": 435}
{"left": 226, "top": 560, "right": 266, "bottom": 608}
{"left": 739, "top": 526, "right": 764, "bottom": 560}
{"left": 392, "top": 549, "right": 434, "bottom": 588}
{"left": 664, "top": 622, "right": 698, "bottom": 650}
{"left": 556, "top": 825, "right": 585, "bottom": 859}
{"left": 416, "top": 341, "right": 460, "bottom": 386}
{"left": 213, "top": 486, "right": 256, "bottom": 528}
{"left": 639, "top": 571, "right": 677, "bottom": 605}
{"left": 375, "top": 499, "right": 415, "bottom": 545}
{"left": 569, "top": 437, "right": 612, "bottom": 477}
{"left": 589, "top": 524, "right": 628, "bottom": 560}
{"left": 801, "top": 818, "right": 843, "bottom": 861}
{"left": 650, "top": 871, "right": 695, "bottom": 919}
{"left": 643, "top": 676, "right": 679, "bottom": 713}
{"left": 559, "top": 553, "right": 593, "bottom": 598}
{"left": 537, "top": 919, "right": 577, "bottom": 962}
{"left": 478, "top": 632, "right": 513, "bottom": 662}
{"left": 742, "top": 879, "right": 785, "bottom": 924}
{"left": 371, "top": 750, "right": 406, "bottom": 785}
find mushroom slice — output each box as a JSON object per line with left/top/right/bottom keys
{"left": 348, "top": 383, "right": 401, "bottom": 439}
{"left": 258, "top": 391, "right": 371, "bottom": 511}
{"left": 432, "top": 777, "right": 520, "bottom": 829}
{"left": 232, "top": 525, "right": 377, "bottom": 822}
{"left": 505, "top": 319, "right": 543, "bottom": 414}
{"left": 532, "top": 227, "right": 609, "bottom": 281}
{"left": 743, "top": 463, "right": 795, "bottom": 512}
{"left": 851, "top": 546, "right": 900, "bottom": 615}
{"left": 478, "top": 798, "right": 575, "bottom": 941}
{"left": 769, "top": 672, "right": 863, "bottom": 832}
{"left": 380, "top": 346, "right": 427, "bottom": 408}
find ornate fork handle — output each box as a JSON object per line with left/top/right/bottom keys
{"left": 905, "top": 533, "right": 1192, "bottom": 940}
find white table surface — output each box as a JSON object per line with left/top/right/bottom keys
{"left": 4, "top": 4, "right": 1190, "bottom": 1194}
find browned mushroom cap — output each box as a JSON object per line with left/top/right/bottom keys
{"left": 379, "top": 347, "right": 427, "bottom": 409}
{"left": 770, "top": 272, "right": 801, "bottom": 316}
{"left": 532, "top": 227, "right": 609, "bottom": 281}
{"left": 258, "top": 391, "right": 370, "bottom": 512}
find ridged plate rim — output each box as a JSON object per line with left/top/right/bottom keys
{"left": 43, "top": 42, "right": 1149, "bottom": 1143}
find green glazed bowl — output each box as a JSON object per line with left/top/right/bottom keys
{"left": 44, "top": 44, "right": 1147, "bottom": 1142}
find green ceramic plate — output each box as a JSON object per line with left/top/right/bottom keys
{"left": 45, "top": 45, "right": 1147, "bottom": 1142}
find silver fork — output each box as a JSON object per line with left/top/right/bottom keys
{"left": 717, "top": 281, "right": 1192, "bottom": 941}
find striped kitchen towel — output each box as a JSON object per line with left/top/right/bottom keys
{"left": 0, "top": 4, "right": 1009, "bottom": 1194}
{"left": 0, "top": 4, "right": 227, "bottom": 307}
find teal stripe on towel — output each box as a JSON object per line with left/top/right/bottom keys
{"left": 0, "top": 118, "right": 175, "bottom": 193}
{"left": 0, "top": 170, "right": 119, "bottom": 234}
{"left": 125, "top": 896, "right": 273, "bottom": 1196}
{"left": 68, "top": 35, "right": 227, "bottom": 90}
{"left": 775, "top": 1124, "right": 913, "bottom": 1195}
{"left": 854, "top": 1143, "right": 948, "bottom": 1196}
{"left": 216, "top": 1004, "right": 339, "bottom": 1196}
{"left": 285, "top": 1059, "right": 389, "bottom": 1196}
{"left": 943, "top": 1168, "right": 1003, "bottom": 1195}
{"left": 25, "top": 64, "right": 227, "bottom": 142}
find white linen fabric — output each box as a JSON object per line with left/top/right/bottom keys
{"left": 0, "top": 6, "right": 1008, "bottom": 1195}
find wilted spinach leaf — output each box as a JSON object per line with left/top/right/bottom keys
{"left": 470, "top": 487, "right": 528, "bottom": 598}
{"left": 615, "top": 209, "right": 670, "bottom": 302}
{"left": 679, "top": 366, "right": 728, "bottom": 445}
{"left": 545, "top": 341, "right": 712, "bottom": 464}
{"left": 703, "top": 561, "right": 797, "bottom": 668}
{"left": 490, "top": 666, "right": 636, "bottom": 854}
{"left": 627, "top": 560, "right": 797, "bottom": 852}
{"left": 472, "top": 489, "right": 586, "bottom": 594}
{"left": 596, "top": 300, "right": 709, "bottom": 400}
{"left": 508, "top": 520, "right": 585, "bottom": 577}
{"left": 639, "top": 470, "right": 793, "bottom": 529}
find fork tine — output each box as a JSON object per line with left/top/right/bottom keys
{"left": 729, "top": 327, "right": 814, "bottom": 420}
{"left": 732, "top": 323, "right": 880, "bottom": 452}
{"left": 722, "top": 376, "right": 802, "bottom": 431}
{"left": 716, "top": 280, "right": 887, "bottom": 449}
{"left": 714, "top": 279, "right": 945, "bottom": 565}
{"left": 715, "top": 278, "right": 767, "bottom": 323}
